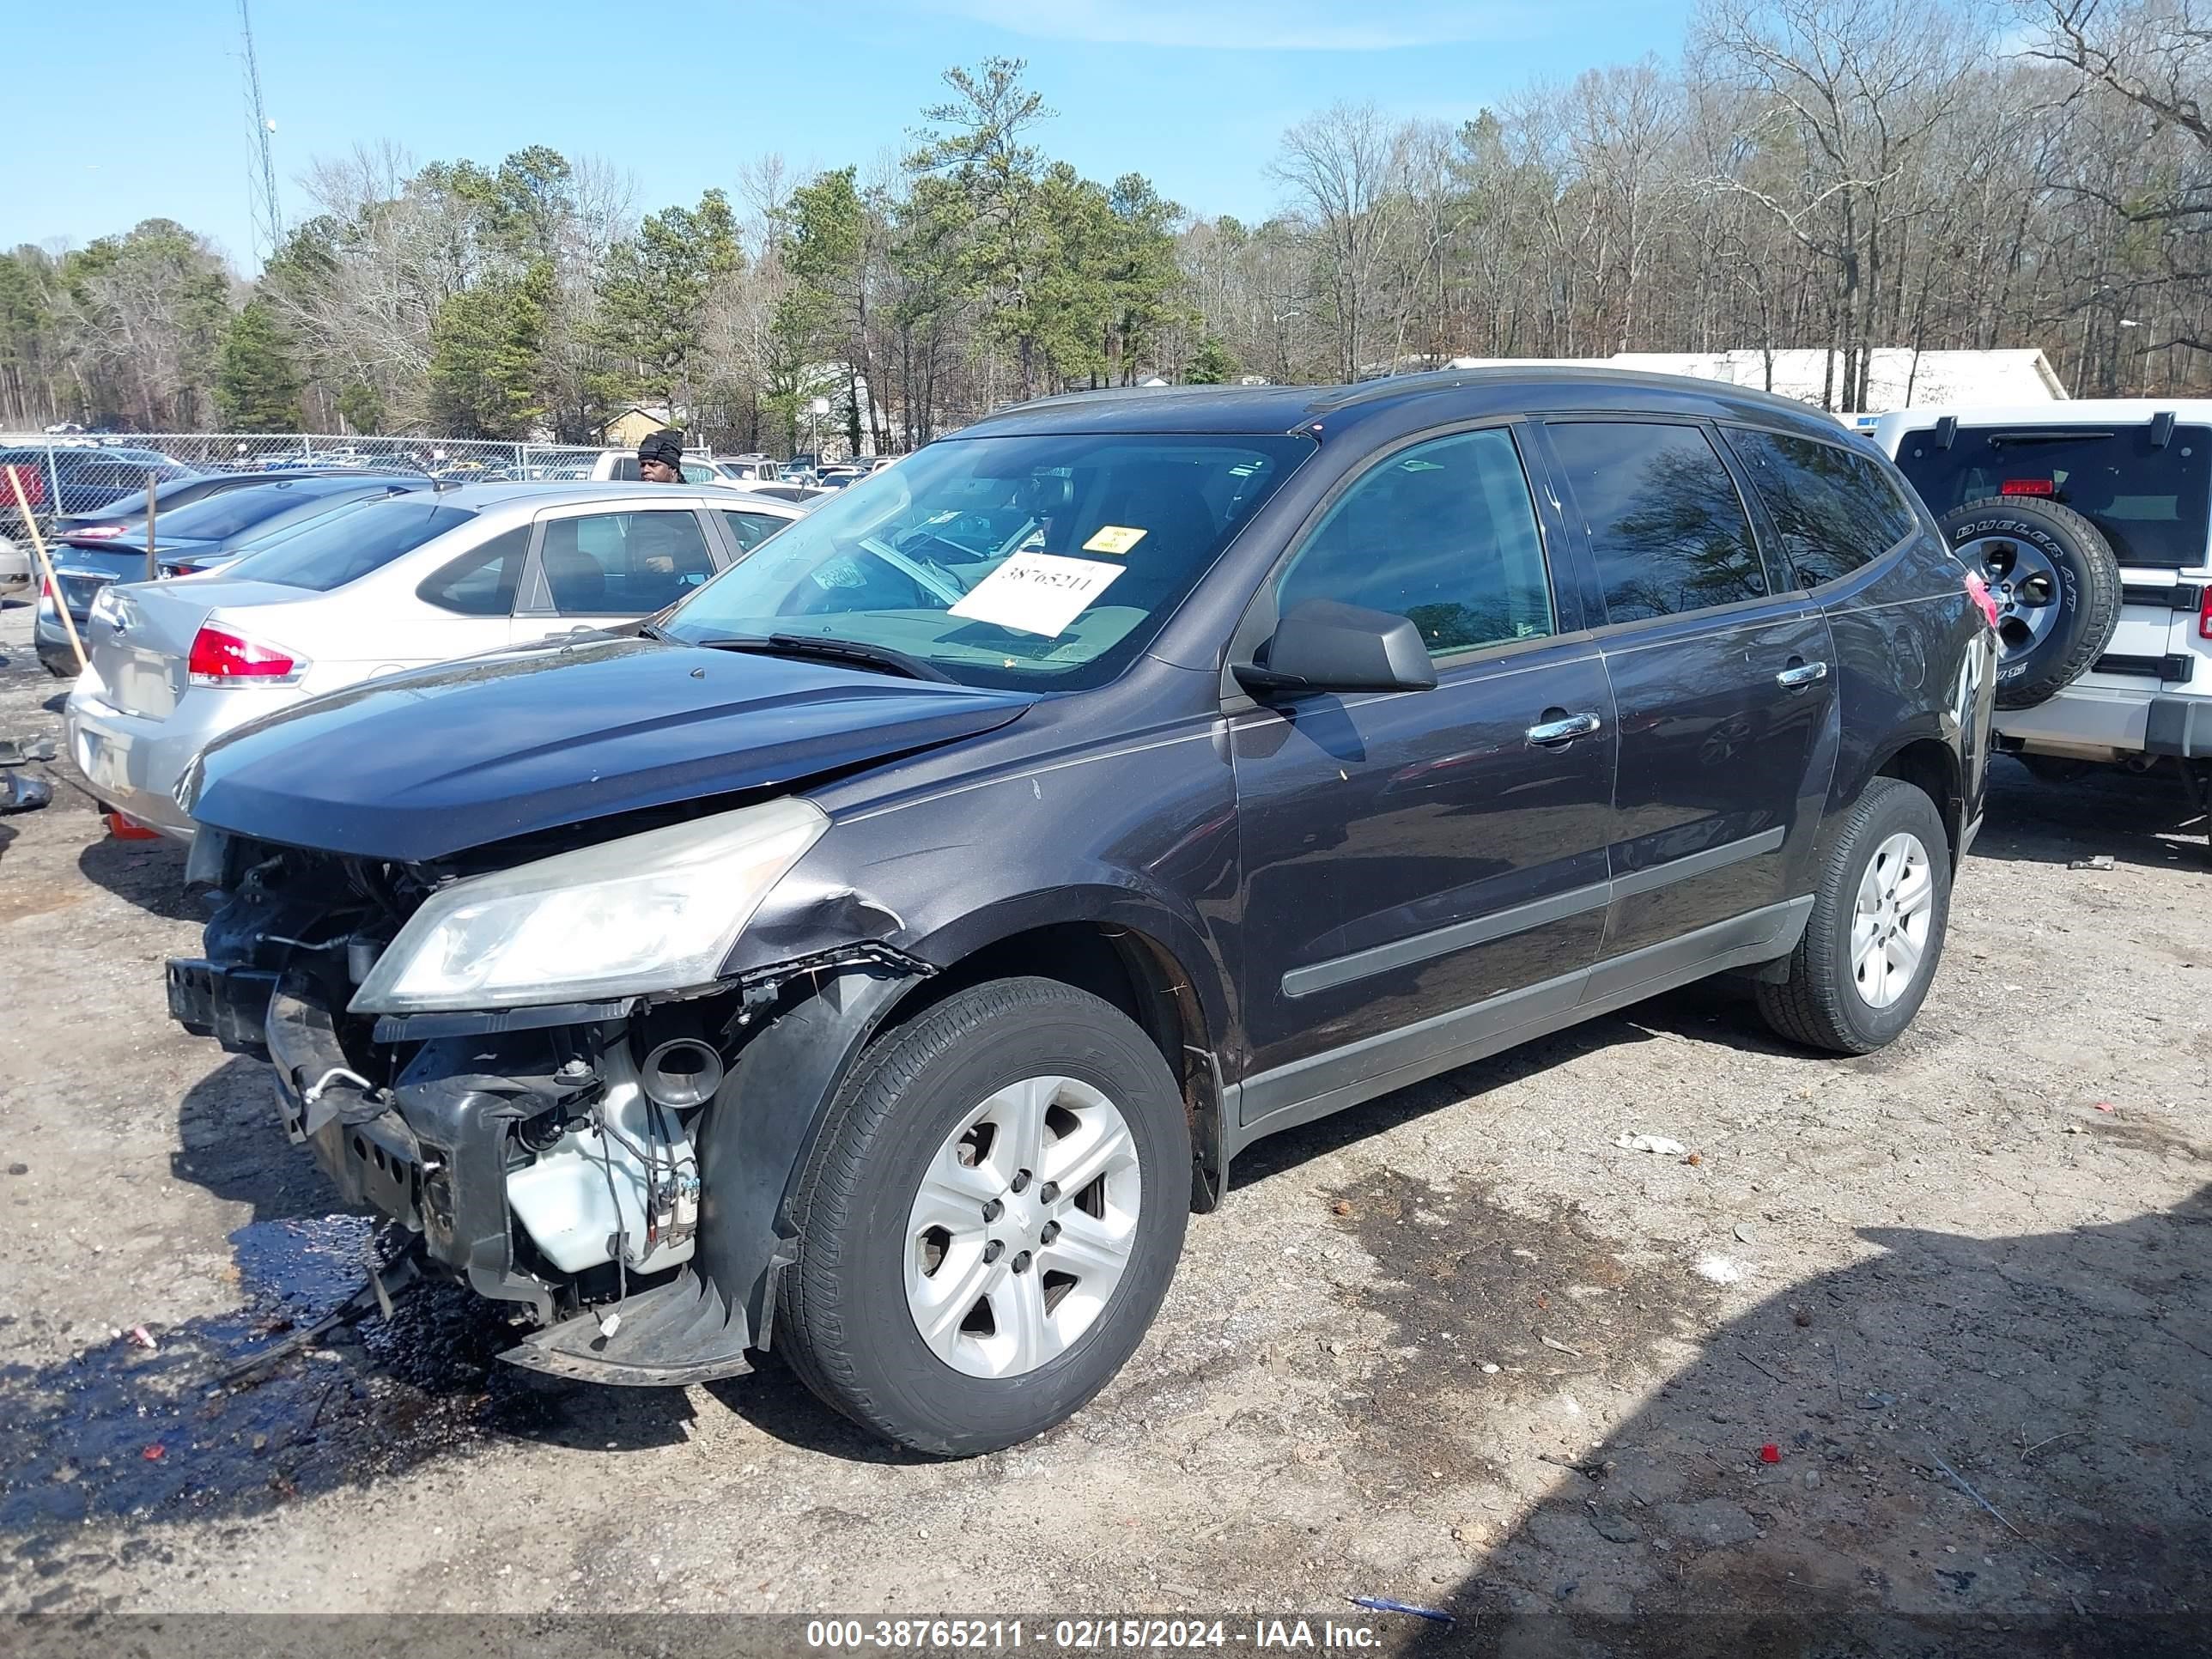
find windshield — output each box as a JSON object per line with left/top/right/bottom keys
{"left": 659, "top": 432, "right": 1312, "bottom": 688}
{"left": 1894, "top": 422, "right": 2211, "bottom": 568}
{"left": 216, "top": 499, "right": 477, "bottom": 591}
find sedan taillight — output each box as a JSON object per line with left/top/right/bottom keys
{"left": 187, "top": 623, "right": 304, "bottom": 685}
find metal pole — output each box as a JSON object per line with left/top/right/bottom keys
{"left": 8, "top": 465, "right": 86, "bottom": 672}
{"left": 143, "top": 470, "right": 158, "bottom": 583}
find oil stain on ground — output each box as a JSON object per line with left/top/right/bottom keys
{"left": 0, "top": 1215, "right": 691, "bottom": 1609}
{"left": 1316, "top": 1170, "right": 1722, "bottom": 1494}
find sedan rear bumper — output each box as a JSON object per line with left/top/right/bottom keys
{"left": 64, "top": 686, "right": 219, "bottom": 839}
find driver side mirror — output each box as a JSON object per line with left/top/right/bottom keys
{"left": 1234, "top": 599, "right": 1438, "bottom": 696}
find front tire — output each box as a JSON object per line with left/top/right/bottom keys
{"left": 775, "top": 977, "right": 1190, "bottom": 1456}
{"left": 1757, "top": 778, "right": 1953, "bottom": 1054}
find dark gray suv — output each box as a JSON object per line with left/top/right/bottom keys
{"left": 167, "top": 368, "right": 1996, "bottom": 1455}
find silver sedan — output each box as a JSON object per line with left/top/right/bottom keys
{"left": 64, "top": 480, "right": 803, "bottom": 841}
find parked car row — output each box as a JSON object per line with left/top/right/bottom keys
{"left": 63, "top": 483, "right": 805, "bottom": 836}
{"left": 148, "top": 368, "right": 1996, "bottom": 1458}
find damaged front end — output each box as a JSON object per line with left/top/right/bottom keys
{"left": 167, "top": 805, "right": 929, "bottom": 1386}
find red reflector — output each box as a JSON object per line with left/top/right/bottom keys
{"left": 187, "top": 623, "right": 297, "bottom": 682}
{"left": 2000, "top": 478, "right": 2056, "bottom": 496}
{"left": 106, "top": 811, "right": 163, "bottom": 842}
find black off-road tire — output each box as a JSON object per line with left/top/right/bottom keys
{"left": 775, "top": 977, "right": 1190, "bottom": 1457}
{"left": 1937, "top": 495, "right": 2121, "bottom": 710}
{"left": 2015, "top": 753, "right": 2099, "bottom": 786}
{"left": 1756, "top": 778, "right": 1953, "bottom": 1055}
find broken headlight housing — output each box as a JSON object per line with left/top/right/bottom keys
{"left": 349, "top": 798, "right": 830, "bottom": 1014}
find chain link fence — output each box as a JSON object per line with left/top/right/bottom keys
{"left": 0, "top": 432, "right": 703, "bottom": 553}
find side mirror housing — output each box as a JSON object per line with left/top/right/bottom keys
{"left": 1235, "top": 599, "right": 1438, "bottom": 696}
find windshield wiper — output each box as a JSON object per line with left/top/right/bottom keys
{"left": 686, "top": 632, "right": 955, "bottom": 683}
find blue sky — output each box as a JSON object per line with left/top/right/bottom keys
{"left": 9, "top": 0, "right": 1692, "bottom": 272}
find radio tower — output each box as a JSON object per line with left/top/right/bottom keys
{"left": 238, "top": 0, "right": 283, "bottom": 264}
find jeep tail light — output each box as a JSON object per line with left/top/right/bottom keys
{"left": 1964, "top": 570, "right": 2000, "bottom": 629}
{"left": 187, "top": 623, "right": 302, "bottom": 685}
{"left": 2199, "top": 583, "right": 2212, "bottom": 641}
{"left": 2000, "top": 478, "right": 2056, "bottom": 496}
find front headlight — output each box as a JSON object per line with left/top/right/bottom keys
{"left": 349, "top": 797, "right": 830, "bottom": 1014}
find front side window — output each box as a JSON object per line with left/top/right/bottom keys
{"left": 1549, "top": 421, "right": 1767, "bottom": 623}
{"left": 1729, "top": 428, "right": 1919, "bottom": 588}
{"left": 1275, "top": 427, "right": 1553, "bottom": 659}
{"left": 680, "top": 460, "right": 718, "bottom": 484}
{"left": 661, "top": 433, "right": 1313, "bottom": 690}
{"left": 542, "top": 509, "right": 716, "bottom": 615}
{"left": 417, "top": 526, "right": 531, "bottom": 616}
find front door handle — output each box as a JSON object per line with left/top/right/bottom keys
{"left": 1777, "top": 659, "right": 1829, "bottom": 690}
{"left": 1525, "top": 711, "right": 1603, "bottom": 746}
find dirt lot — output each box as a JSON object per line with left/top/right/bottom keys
{"left": 2, "top": 594, "right": 2208, "bottom": 1656}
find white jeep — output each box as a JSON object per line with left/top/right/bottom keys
{"left": 1872, "top": 401, "right": 2212, "bottom": 837}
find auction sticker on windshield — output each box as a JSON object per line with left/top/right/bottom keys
{"left": 947, "top": 551, "right": 1125, "bottom": 636}
{"left": 1081, "top": 524, "right": 1147, "bottom": 555}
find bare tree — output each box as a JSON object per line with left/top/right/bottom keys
{"left": 1268, "top": 103, "right": 1409, "bottom": 380}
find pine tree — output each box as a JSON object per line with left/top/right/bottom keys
{"left": 215, "top": 300, "right": 304, "bottom": 431}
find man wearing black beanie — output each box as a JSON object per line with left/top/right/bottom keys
{"left": 637, "top": 428, "right": 686, "bottom": 483}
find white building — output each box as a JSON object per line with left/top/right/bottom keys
{"left": 1443, "top": 348, "right": 2067, "bottom": 414}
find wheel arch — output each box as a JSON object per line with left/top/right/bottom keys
{"left": 1872, "top": 735, "right": 1964, "bottom": 860}
{"left": 890, "top": 896, "right": 1232, "bottom": 1215}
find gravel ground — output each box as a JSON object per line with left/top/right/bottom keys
{"left": 1, "top": 594, "right": 2207, "bottom": 1656}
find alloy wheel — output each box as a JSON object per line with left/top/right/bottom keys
{"left": 1957, "top": 534, "right": 2062, "bottom": 663}
{"left": 1850, "top": 831, "right": 1935, "bottom": 1009}
{"left": 904, "top": 1075, "right": 1143, "bottom": 1378}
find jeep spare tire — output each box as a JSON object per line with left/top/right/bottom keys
{"left": 1936, "top": 495, "right": 2122, "bottom": 709}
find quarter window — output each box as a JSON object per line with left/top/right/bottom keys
{"left": 1548, "top": 422, "right": 1767, "bottom": 623}
{"left": 1276, "top": 428, "right": 1554, "bottom": 659}
{"left": 1729, "top": 428, "right": 1919, "bottom": 588}
{"left": 719, "top": 508, "right": 788, "bottom": 551}
{"left": 540, "top": 510, "right": 716, "bottom": 615}
{"left": 417, "top": 526, "right": 531, "bottom": 616}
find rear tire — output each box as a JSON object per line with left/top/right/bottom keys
{"left": 775, "top": 977, "right": 1189, "bottom": 1456}
{"left": 1936, "top": 495, "right": 2121, "bottom": 710}
{"left": 1757, "top": 778, "right": 1953, "bottom": 1055}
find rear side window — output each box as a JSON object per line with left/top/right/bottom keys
{"left": 1278, "top": 427, "right": 1554, "bottom": 659}
{"left": 1893, "top": 422, "right": 2211, "bottom": 567}
{"left": 540, "top": 510, "right": 716, "bottom": 615}
{"left": 1549, "top": 422, "right": 1767, "bottom": 623}
{"left": 216, "top": 501, "right": 477, "bottom": 591}
{"left": 1728, "top": 429, "right": 1920, "bottom": 589}
{"left": 417, "top": 526, "right": 530, "bottom": 615}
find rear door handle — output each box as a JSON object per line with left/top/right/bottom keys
{"left": 1777, "top": 659, "right": 1829, "bottom": 689}
{"left": 1525, "top": 711, "right": 1603, "bottom": 745}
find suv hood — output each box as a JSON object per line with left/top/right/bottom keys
{"left": 189, "top": 635, "right": 1036, "bottom": 861}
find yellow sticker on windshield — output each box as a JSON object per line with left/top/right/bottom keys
{"left": 1082, "top": 524, "right": 1147, "bottom": 556}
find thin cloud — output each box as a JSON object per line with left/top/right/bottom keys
{"left": 923, "top": 0, "right": 1548, "bottom": 52}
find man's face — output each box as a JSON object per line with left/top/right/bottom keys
{"left": 640, "top": 457, "right": 680, "bottom": 483}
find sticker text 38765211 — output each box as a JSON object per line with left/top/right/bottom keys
{"left": 946, "top": 552, "right": 1126, "bottom": 637}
